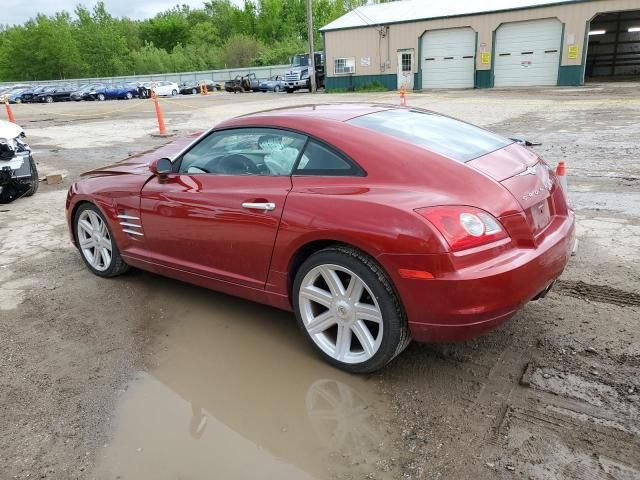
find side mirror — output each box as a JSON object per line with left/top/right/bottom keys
{"left": 150, "top": 157, "right": 173, "bottom": 178}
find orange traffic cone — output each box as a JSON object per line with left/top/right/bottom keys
{"left": 400, "top": 85, "right": 407, "bottom": 106}
{"left": 152, "top": 91, "right": 167, "bottom": 135}
{"left": 4, "top": 96, "right": 16, "bottom": 123}
{"left": 556, "top": 160, "right": 567, "bottom": 195}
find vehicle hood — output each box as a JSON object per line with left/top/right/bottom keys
{"left": 0, "top": 120, "right": 24, "bottom": 140}
{"left": 80, "top": 132, "right": 203, "bottom": 177}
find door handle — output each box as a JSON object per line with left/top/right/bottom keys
{"left": 242, "top": 202, "right": 276, "bottom": 211}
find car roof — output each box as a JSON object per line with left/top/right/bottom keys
{"left": 239, "top": 103, "right": 397, "bottom": 123}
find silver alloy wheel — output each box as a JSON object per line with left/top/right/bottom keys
{"left": 299, "top": 264, "right": 383, "bottom": 364}
{"left": 77, "top": 210, "right": 113, "bottom": 272}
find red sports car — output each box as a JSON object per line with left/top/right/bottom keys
{"left": 66, "top": 104, "right": 575, "bottom": 373}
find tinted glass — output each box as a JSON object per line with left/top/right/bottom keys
{"left": 348, "top": 109, "right": 512, "bottom": 162}
{"left": 180, "top": 128, "right": 306, "bottom": 176}
{"left": 295, "top": 140, "right": 363, "bottom": 176}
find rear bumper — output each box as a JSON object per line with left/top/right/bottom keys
{"left": 379, "top": 212, "right": 576, "bottom": 343}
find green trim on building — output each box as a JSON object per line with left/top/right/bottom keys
{"left": 415, "top": 30, "right": 426, "bottom": 91}
{"left": 557, "top": 22, "right": 566, "bottom": 85}
{"left": 325, "top": 74, "right": 397, "bottom": 91}
{"left": 475, "top": 70, "right": 492, "bottom": 88}
{"left": 556, "top": 20, "right": 588, "bottom": 86}
{"left": 558, "top": 66, "right": 584, "bottom": 85}
{"left": 489, "top": 29, "right": 497, "bottom": 87}
{"left": 413, "top": 73, "right": 421, "bottom": 91}
{"left": 581, "top": 19, "right": 590, "bottom": 83}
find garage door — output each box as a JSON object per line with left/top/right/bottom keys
{"left": 494, "top": 19, "right": 562, "bottom": 87}
{"left": 421, "top": 28, "right": 476, "bottom": 89}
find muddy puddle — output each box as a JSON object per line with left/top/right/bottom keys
{"left": 92, "top": 275, "right": 400, "bottom": 480}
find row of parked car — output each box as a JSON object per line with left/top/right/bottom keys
{"left": 0, "top": 80, "right": 230, "bottom": 104}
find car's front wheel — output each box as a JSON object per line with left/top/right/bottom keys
{"left": 293, "top": 246, "right": 411, "bottom": 373}
{"left": 171, "top": 89, "right": 178, "bottom": 96}
{"left": 74, "top": 204, "right": 129, "bottom": 277}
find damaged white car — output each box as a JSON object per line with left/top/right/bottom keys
{"left": 0, "top": 120, "right": 38, "bottom": 203}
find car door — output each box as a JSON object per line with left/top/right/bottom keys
{"left": 139, "top": 127, "right": 307, "bottom": 289}
{"left": 157, "top": 81, "right": 170, "bottom": 96}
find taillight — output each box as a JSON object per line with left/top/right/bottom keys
{"left": 416, "top": 206, "right": 508, "bottom": 252}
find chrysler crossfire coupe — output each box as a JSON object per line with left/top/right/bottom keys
{"left": 65, "top": 104, "right": 575, "bottom": 373}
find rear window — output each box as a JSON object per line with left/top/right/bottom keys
{"left": 348, "top": 109, "right": 512, "bottom": 162}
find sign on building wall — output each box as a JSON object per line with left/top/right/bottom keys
{"left": 481, "top": 52, "right": 491, "bottom": 64}
{"left": 567, "top": 45, "right": 579, "bottom": 60}
{"left": 360, "top": 57, "right": 371, "bottom": 67}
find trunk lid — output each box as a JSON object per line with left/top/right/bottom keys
{"left": 467, "top": 144, "right": 565, "bottom": 240}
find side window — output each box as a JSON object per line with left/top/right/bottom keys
{"left": 294, "top": 140, "right": 364, "bottom": 176}
{"left": 179, "top": 128, "right": 307, "bottom": 176}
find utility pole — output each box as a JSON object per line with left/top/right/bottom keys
{"left": 306, "top": 0, "right": 317, "bottom": 93}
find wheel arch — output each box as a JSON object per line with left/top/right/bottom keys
{"left": 285, "top": 238, "right": 401, "bottom": 309}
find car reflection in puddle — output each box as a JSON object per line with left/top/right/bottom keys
{"left": 92, "top": 275, "right": 398, "bottom": 479}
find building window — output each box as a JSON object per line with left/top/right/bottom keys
{"left": 334, "top": 57, "right": 356, "bottom": 75}
{"left": 401, "top": 53, "right": 412, "bottom": 72}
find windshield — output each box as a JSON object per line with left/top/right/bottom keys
{"left": 291, "top": 54, "right": 309, "bottom": 67}
{"left": 348, "top": 109, "right": 513, "bottom": 162}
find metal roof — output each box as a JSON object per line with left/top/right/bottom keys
{"left": 321, "top": 0, "right": 582, "bottom": 31}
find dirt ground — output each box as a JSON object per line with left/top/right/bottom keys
{"left": 0, "top": 84, "right": 638, "bottom": 480}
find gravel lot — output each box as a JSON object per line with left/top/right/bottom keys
{"left": 1, "top": 84, "right": 639, "bottom": 480}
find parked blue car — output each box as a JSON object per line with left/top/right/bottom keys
{"left": 259, "top": 75, "right": 285, "bottom": 92}
{"left": 86, "top": 83, "right": 139, "bottom": 101}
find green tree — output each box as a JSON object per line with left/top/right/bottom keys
{"left": 0, "top": 0, "right": 364, "bottom": 81}
{"left": 74, "top": 3, "right": 131, "bottom": 76}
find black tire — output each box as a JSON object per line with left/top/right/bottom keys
{"left": 293, "top": 245, "right": 411, "bottom": 373}
{"left": 285, "top": 88, "right": 294, "bottom": 94}
{"left": 273, "top": 85, "right": 281, "bottom": 93}
{"left": 172, "top": 89, "right": 178, "bottom": 96}
{"left": 73, "top": 203, "right": 130, "bottom": 278}
{"left": 97, "top": 93, "right": 105, "bottom": 101}
{"left": 23, "top": 156, "right": 39, "bottom": 197}
{"left": 125, "top": 92, "right": 133, "bottom": 100}
{"left": 45, "top": 96, "right": 53, "bottom": 103}
{"left": 192, "top": 88, "right": 197, "bottom": 95}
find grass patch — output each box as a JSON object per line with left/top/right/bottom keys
{"left": 355, "top": 81, "right": 388, "bottom": 92}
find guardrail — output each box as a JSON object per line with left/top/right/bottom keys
{"left": 0, "top": 64, "right": 289, "bottom": 88}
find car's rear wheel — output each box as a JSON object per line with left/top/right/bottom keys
{"left": 171, "top": 89, "right": 178, "bottom": 96}
{"left": 15, "top": 98, "right": 22, "bottom": 104}
{"left": 274, "top": 85, "right": 281, "bottom": 92}
{"left": 74, "top": 204, "right": 129, "bottom": 277}
{"left": 45, "top": 96, "right": 53, "bottom": 103}
{"left": 97, "top": 93, "right": 105, "bottom": 101}
{"left": 191, "top": 88, "right": 197, "bottom": 95}
{"left": 293, "top": 246, "right": 411, "bottom": 373}
{"left": 125, "top": 92, "right": 133, "bottom": 100}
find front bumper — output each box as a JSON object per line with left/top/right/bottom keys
{"left": 379, "top": 212, "right": 576, "bottom": 342}
{"left": 285, "top": 80, "right": 308, "bottom": 89}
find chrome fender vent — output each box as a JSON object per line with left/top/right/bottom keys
{"left": 117, "top": 213, "right": 144, "bottom": 237}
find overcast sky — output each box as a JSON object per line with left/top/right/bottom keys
{"left": 1, "top": 0, "right": 244, "bottom": 26}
